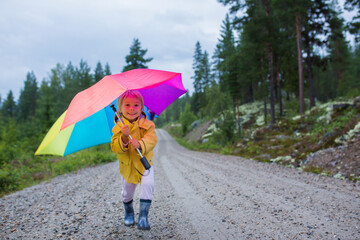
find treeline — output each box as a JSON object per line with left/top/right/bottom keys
{"left": 158, "top": 0, "right": 360, "bottom": 140}
{"left": 0, "top": 60, "right": 111, "bottom": 161}
{"left": 0, "top": 38, "right": 151, "bottom": 166}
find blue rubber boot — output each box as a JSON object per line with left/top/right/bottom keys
{"left": 123, "top": 200, "right": 135, "bottom": 226}
{"left": 137, "top": 199, "right": 151, "bottom": 230}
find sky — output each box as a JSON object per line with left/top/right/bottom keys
{"left": 0, "top": 0, "right": 228, "bottom": 100}
{"left": 0, "top": 0, "right": 356, "bottom": 101}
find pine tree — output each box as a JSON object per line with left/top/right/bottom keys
{"left": 17, "top": 71, "right": 38, "bottom": 121}
{"left": 296, "top": 3, "right": 305, "bottom": 113}
{"left": 123, "top": 38, "right": 153, "bottom": 72}
{"left": 326, "top": 2, "right": 353, "bottom": 98}
{"left": 191, "top": 41, "right": 210, "bottom": 116}
{"left": 213, "top": 14, "right": 238, "bottom": 95}
{"left": 104, "top": 62, "right": 112, "bottom": 75}
{"left": 192, "top": 41, "right": 204, "bottom": 95}
{"left": 49, "top": 63, "right": 65, "bottom": 117}
{"left": 1, "top": 90, "right": 16, "bottom": 119}
{"left": 303, "top": 0, "right": 331, "bottom": 108}
{"left": 62, "top": 61, "right": 77, "bottom": 108}
{"left": 94, "top": 61, "right": 105, "bottom": 82}
{"left": 263, "top": 0, "right": 277, "bottom": 124}
{"left": 202, "top": 51, "right": 212, "bottom": 89}
{"left": 36, "top": 80, "right": 56, "bottom": 130}
{"left": 76, "top": 59, "right": 93, "bottom": 90}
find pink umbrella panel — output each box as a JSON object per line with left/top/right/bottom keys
{"left": 61, "top": 69, "right": 185, "bottom": 130}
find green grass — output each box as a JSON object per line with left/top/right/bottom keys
{"left": 0, "top": 144, "right": 116, "bottom": 197}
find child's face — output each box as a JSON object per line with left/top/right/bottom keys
{"left": 121, "top": 96, "right": 142, "bottom": 122}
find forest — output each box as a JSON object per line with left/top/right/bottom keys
{"left": 0, "top": 0, "right": 359, "bottom": 194}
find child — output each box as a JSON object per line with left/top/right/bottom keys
{"left": 110, "top": 90, "right": 157, "bottom": 230}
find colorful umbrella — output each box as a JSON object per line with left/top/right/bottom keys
{"left": 35, "top": 69, "right": 187, "bottom": 156}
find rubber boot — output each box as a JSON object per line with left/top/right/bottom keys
{"left": 137, "top": 199, "right": 151, "bottom": 230}
{"left": 123, "top": 200, "right": 135, "bottom": 226}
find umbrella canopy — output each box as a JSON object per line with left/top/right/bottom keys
{"left": 35, "top": 69, "right": 186, "bottom": 156}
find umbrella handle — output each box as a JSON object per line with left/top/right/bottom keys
{"left": 110, "top": 103, "right": 151, "bottom": 170}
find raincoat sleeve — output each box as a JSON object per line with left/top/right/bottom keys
{"left": 138, "top": 119, "right": 157, "bottom": 156}
{"left": 111, "top": 122, "right": 128, "bottom": 153}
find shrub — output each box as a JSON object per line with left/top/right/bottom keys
{"left": 0, "top": 164, "right": 20, "bottom": 194}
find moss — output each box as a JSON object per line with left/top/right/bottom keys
{"left": 303, "top": 165, "right": 323, "bottom": 174}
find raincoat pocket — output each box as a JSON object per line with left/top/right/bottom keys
{"left": 119, "top": 156, "right": 130, "bottom": 166}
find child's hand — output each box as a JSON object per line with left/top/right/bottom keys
{"left": 121, "top": 125, "right": 131, "bottom": 137}
{"left": 129, "top": 139, "right": 141, "bottom": 149}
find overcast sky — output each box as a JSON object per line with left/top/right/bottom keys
{"left": 0, "top": 0, "right": 355, "bottom": 101}
{"left": 0, "top": 0, "right": 228, "bottom": 100}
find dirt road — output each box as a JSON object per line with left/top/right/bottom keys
{"left": 1, "top": 129, "right": 359, "bottom": 239}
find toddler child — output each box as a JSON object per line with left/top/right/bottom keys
{"left": 110, "top": 90, "right": 157, "bottom": 230}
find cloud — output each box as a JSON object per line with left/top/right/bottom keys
{"left": 0, "top": 0, "right": 227, "bottom": 100}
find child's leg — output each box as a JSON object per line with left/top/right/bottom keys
{"left": 139, "top": 167, "right": 154, "bottom": 200}
{"left": 138, "top": 167, "right": 154, "bottom": 230}
{"left": 121, "top": 177, "right": 137, "bottom": 203}
{"left": 121, "top": 177, "right": 136, "bottom": 226}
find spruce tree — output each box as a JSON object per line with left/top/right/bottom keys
{"left": 94, "top": 61, "right": 105, "bottom": 82}
{"left": 1, "top": 91, "right": 16, "bottom": 119}
{"left": 303, "top": 0, "right": 332, "bottom": 108}
{"left": 326, "top": 2, "right": 352, "bottom": 98}
{"left": 104, "top": 62, "right": 112, "bottom": 75}
{"left": 49, "top": 63, "right": 65, "bottom": 117}
{"left": 192, "top": 41, "right": 204, "bottom": 94}
{"left": 62, "top": 61, "right": 77, "bottom": 108}
{"left": 191, "top": 41, "right": 206, "bottom": 116}
{"left": 36, "top": 80, "right": 56, "bottom": 130}
{"left": 76, "top": 59, "right": 93, "bottom": 90}
{"left": 213, "top": 14, "right": 238, "bottom": 95}
{"left": 123, "top": 38, "right": 153, "bottom": 72}
{"left": 17, "top": 71, "right": 38, "bottom": 121}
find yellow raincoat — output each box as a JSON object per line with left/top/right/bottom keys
{"left": 110, "top": 113, "right": 157, "bottom": 184}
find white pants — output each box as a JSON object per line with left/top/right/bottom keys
{"left": 121, "top": 167, "right": 154, "bottom": 203}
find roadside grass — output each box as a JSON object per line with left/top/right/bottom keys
{"left": 0, "top": 144, "right": 116, "bottom": 197}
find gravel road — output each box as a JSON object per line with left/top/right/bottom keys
{"left": 1, "top": 129, "right": 360, "bottom": 239}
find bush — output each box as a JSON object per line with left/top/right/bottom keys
{"left": 52, "top": 147, "right": 116, "bottom": 176}
{"left": 214, "top": 110, "right": 236, "bottom": 145}
{"left": 180, "top": 103, "right": 196, "bottom": 135}
{"left": 0, "top": 164, "right": 20, "bottom": 194}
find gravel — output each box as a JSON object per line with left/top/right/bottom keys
{"left": 1, "top": 129, "right": 359, "bottom": 239}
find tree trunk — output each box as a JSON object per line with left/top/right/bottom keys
{"left": 276, "top": 58, "right": 283, "bottom": 117}
{"left": 305, "top": 34, "right": 315, "bottom": 109}
{"left": 296, "top": 11, "right": 305, "bottom": 114}
{"left": 264, "top": 97, "right": 267, "bottom": 125}
{"left": 235, "top": 98, "right": 241, "bottom": 136}
{"left": 268, "top": 46, "right": 276, "bottom": 125}
{"left": 249, "top": 84, "right": 254, "bottom": 102}
{"left": 264, "top": 0, "right": 276, "bottom": 125}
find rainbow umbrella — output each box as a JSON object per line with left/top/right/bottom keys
{"left": 35, "top": 69, "right": 187, "bottom": 156}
